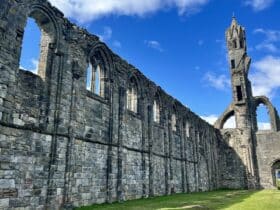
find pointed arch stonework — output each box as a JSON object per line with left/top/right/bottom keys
{"left": 254, "top": 96, "right": 280, "bottom": 132}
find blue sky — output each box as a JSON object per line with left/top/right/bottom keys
{"left": 20, "top": 0, "right": 280, "bottom": 129}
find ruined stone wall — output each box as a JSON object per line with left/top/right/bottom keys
{"left": 256, "top": 131, "right": 280, "bottom": 188}
{"left": 0, "top": 0, "right": 224, "bottom": 209}
{"left": 218, "top": 129, "right": 248, "bottom": 189}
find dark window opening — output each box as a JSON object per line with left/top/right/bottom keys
{"left": 240, "top": 40, "right": 244, "bottom": 48}
{"left": 231, "top": 60, "right": 235, "bottom": 69}
{"left": 236, "top": 86, "right": 243, "bottom": 101}
{"left": 233, "top": 40, "right": 237, "bottom": 48}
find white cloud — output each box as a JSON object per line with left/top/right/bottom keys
{"left": 145, "top": 40, "right": 164, "bottom": 52}
{"left": 31, "top": 58, "right": 39, "bottom": 73}
{"left": 250, "top": 55, "right": 280, "bottom": 97}
{"left": 98, "top": 26, "right": 112, "bottom": 41}
{"left": 245, "top": 0, "right": 274, "bottom": 11}
{"left": 201, "top": 115, "right": 218, "bottom": 125}
{"left": 256, "top": 43, "right": 278, "bottom": 52}
{"left": 254, "top": 28, "right": 280, "bottom": 52}
{"left": 203, "top": 72, "right": 230, "bottom": 90}
{"left": 258, "top": 122, "right": 271, "bottom": 130}
{"left": 20, "top": 58, "right": 38, "bottom": 74}
{"left": 201, "top": 114, "right": 271, "bottom": 130}
{"left": 200, "top": 114, "right": 236, "bottom": 128}
{"left": 49, "top": 0, "right": 209, "bottom": 23}
{"left": 254, "top": 28, "right": 280, "bottom": 42}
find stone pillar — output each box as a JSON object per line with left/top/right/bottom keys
{"left": 140, "top": 96, "right": 149, "bottom": 198}
{"left": 179, "top": 119, "right": 186, "bottom": 192}
{"left": 106, "top": 77, "right": 115, "bottom": 203}
{"left": 147, "top": 104, "right": 154, "bottom": 196}
{"left": 117, "top": 86, "right": 125, "bottom": 201}
{"left": 163, "top": 110, "right": 169, "bottom": 195}
{"left": 194, "top": 129, "right": 199, "bottom": 192}
{"left": 182, "top": 121, "right": 190, "bottom": 193}
{"left": 63, "top": 60, "right": 80, "bottom": 208}
{"left": 168, "top": 112, "right": 174, "bottom": 193}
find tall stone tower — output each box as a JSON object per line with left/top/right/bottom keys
{"left": 226, "top": 17, "right": 255, "bottom": 129}
{"left": 216, "top": 17, "right": 259, "bottom": 189}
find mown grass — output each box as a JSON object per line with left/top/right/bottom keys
{"left": 76, "top": 190, "right": 280, "bottom": 210}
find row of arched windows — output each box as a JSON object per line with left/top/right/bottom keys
{"left": 18, "top": 10, "right": 193, "bottom": 135}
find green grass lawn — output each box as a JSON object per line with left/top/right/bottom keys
{"left": 76, "top": 190, "right": 280, "bottom": 210}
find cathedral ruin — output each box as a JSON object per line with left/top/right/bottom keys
{"left": 0, "top": 0, "right": 280, "bottom": 209}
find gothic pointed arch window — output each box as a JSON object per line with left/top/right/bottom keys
{"left": 86, "top": 63, "right": 93, "bottom": 91}
{"left": 19, "top": 7, "right": 57, "bottom": 81}
{"left": 86, "top": 48, "right": 110, "bottom": 99}
{"left": 95, "top": 65, "right": 101, "bottom": 95}
{"left": 86, "top": 63, "right": 105, "bottom": 97}
{"left": 127, "top": 77, "right": 138, "bottom": 113}
{"left": 185, "top": 121, "right": 190, "bottom": 138}
{"left": 170, "top": 106, "right": 177, "bottom": 132}
{"left": 171, "top": 114, "right": 176, "bottom": 131}
{"left": 256, "top": 104, "right": 271, "bottom": 131}
{"left": 153, "top": 93, "right": 161, "bottom": 123}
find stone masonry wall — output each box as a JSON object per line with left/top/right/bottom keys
{"left": 0, "top": 0, "right": 227, "bottom": 209}
{"left": 256, "top": 131, "right": 280, "bottom": 188}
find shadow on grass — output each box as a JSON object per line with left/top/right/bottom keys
{"left": 75, "top": 190, "right": 259, "bottom": 210}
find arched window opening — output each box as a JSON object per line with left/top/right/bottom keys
{"left": 19, "top": 11, "right": 55, "bottom": 81}
{"left": 272, "top": 160, "right": 280, "bottom": 188}
{"left": 185, "top": 122, "right": 190, "bottom": 138}
{"left": 240, "top": 40, "right": 244, "bottom": 48}
{"left": 153, "top": 98, "right": 160, "bottom": 123}
{"left": 127, "top": 78, "right": 138, "bottom": 113}
{"left": 87, "top": 48, "right": 109, "bottom": 99}
{"left": 256, "top": 104, "right": 271, "bottom": 131}
{"left": 94, "top": 65, "right": 101, "bottom": 95}
{"left": 86, "top": 62, "right": 105, "bottom": 97}
{"left": 223, "top": 115, "right": 236, "bottom": 129}
{"left": 171, "top": 114, "right": 176, "bottom": 131}
{"left": 86, "top": 63, "right": 93, "bottom": 91}
{"left": 19, "top": 18, "right": 40, "bottom": 74}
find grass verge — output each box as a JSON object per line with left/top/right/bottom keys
{"left": 76, "top": 190, "right": 280, "bottom": 210}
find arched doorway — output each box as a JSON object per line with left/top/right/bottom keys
{"left": 272, "top": 160, "right": 280, "bottom": 189}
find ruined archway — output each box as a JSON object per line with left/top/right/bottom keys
{"left": 271, "top": 160, "right": 280, "bottom": 188}
{"left": 254, "top": 96, "right": 279, "bottom": 132}
{"left": 18, "top": 3, "right": 61, "bottom": 81}
{"left": 215, "top": 106, "right": 236, "bottom": 129}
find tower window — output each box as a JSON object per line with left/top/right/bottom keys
{"left": 233, "top": 40, "right": 237, "bottom": 48}
{"left": 236, "top": 86, "right": 243, "bottom": 101}
{"left": 231, "top": 60, "right": 235, "bottom": 69}
{"left": 240, "top": 40, "right": 244, "bottom": 48}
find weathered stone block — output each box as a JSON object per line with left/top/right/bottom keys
{"left": 0, "top": 198, "right": 9, "bottom": 208}
{"left": 0, "top": 179, "right": 15, "bottom": 189}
